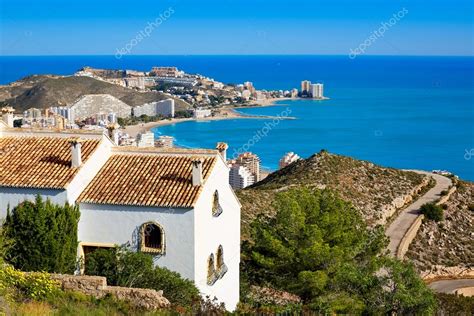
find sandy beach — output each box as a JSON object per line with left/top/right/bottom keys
{"left": 123, "top": 98, "right": 296, "bottom": 137}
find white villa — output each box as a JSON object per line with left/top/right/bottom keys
{"left": 0, "top": 113, "right": 241, "bottom": 310}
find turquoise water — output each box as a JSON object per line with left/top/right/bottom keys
{"left": 156, "top": 86, "right": 474, "bottom": 180}
{"left": 1, "top": 55, "right": 473, "bottom": 179}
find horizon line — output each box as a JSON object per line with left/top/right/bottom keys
{"left": 1, "top": 53, "right": 473, "bottom": 58}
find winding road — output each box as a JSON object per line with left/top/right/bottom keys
{"left": 385, "top": 171, "right": 451, "bottom": 257}
{"left": 385, "top": 171, "right": 474, "bottom": 295}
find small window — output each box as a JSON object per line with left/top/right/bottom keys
{"left": 216, "top": 245, "right": 228, "bottom": 279}
{"left": 207, "top": 254, "right": 217, "bottom": 285}
{"left": 212, "top": 190, "right": 223, "bottom": 217}
{"left": 140, "top": 222, "right": 165, "bottom": 254}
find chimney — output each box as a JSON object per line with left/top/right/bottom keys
{"left": 1, "top": 106, "right": 15, "bottom": 128}
{"left": 107, "top": 123, "right": 120, "bottom": 145}
{"left": 68, "top": 137, "right": 83, "bottom": 168}
{"left": 216, "top": 142, "right": 228, "bottom": 161}
{"left": 191, "top": 158, "right": 204, "bottom": 186}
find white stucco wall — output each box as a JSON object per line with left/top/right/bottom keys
{"left": 65, "top": 137, "right": 113, "bottom": 203}
{"left": 0, "top": 187, "right": 68, "bottom": 220}
{"left": 193, "top": 156, "right": 241, "bottom": 311}
{"left": 77, "top": 203, "right": 196, "bottom": 280}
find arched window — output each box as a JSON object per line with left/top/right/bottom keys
{"left": 207, "top": 254, "right": 217, "bottom": 285}
{"left": 140, "top": 222, "right": 165, "bottom": 254}
{"left": 216, "top": 245, "right": 224, "bottom": 269}
{"left": 212, "top": 190, "right": 222, "bottom": 217}
{"left": 216, "top": 245, "right": 228, "bottom": 279}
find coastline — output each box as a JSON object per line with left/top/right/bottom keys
{"left": 123, "top": 99, "right": 296, "bottom": 137}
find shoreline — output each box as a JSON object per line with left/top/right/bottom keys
{"left": 123, "top": 100, "right": 296, "bottom": 137}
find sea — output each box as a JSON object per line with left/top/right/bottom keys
{"left": 1, "top": 55, "right": 473, "bottom": 180}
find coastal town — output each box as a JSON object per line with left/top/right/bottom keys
{"left": 1, "top": 66, "right": 323, "bottom": 190}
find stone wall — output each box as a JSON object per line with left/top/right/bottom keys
{"left": 420, "top": 265, "right": 474, "bottom": 283}
{"left": 51, "top": 274, "right": 170, "bottom": 310}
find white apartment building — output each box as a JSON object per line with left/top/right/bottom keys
{"left": 133, "top": 99, "right": 175, "bottom": 118}
{"left": 279, "top": 152, "right": 301, "bottom": 169}
{"left": 229, "top": 164, "right": 255, "bottom": 189}
{"left": 310, "top": 83, "right": 324, "bottom": 99}
{"left": 193, "top": 108, "right": 212, "bottom": 119}
{"left": 137, "top": 131, "right": 155, "bottom": 148}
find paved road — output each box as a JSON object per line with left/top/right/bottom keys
{"left": 428, "top": 279, "right": 474, "bottom": 294}
{"left": 386, "top": 171, "right": 452, "bottom": 257}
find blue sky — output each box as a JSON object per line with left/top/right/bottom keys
{"left": 1, "top": 0, "right": 473, "bottom": 56}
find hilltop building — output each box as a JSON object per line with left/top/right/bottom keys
{"left": 279, "top": 152, "right": 301, "bottom": 169}
{"left": 0, "top": 121, "right": 241, "bottom": 311}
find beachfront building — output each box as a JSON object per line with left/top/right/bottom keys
{"left": 279, "top": 152, "right": 301, "bottom": 169}
{"left": 229, "top": 164, "right": 255, "bottom": 189}
{"left": 301, "top": 80, "right": 311, "bottom": 95}
{"left": 193, "top": 108, "right": 212, "bottom": 119}
{"left": 235, "top": 152, "right": 261, "bottom": 183}
{"left": 133, "top": 99, "right": 175, "bottom": 118}
{"left": 291, "top": 88, "right": 299, "bottom": 98}
{"left": 136, "top": 131, "right": 155, "bottom": 148}
{"left": 310, "top": 83, "right": 324, "bottom": 99}
{"left": 156, "top": 135, "right": 174, "bottom": 148}
{"left": 0, "top": 120, "right": 241, "bottom": 311}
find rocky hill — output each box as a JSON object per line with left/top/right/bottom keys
{"left": 406, "top": 180, "right": 474, "bottom": 272}
{"left": 0, "top": 75, "right": 190, "bottom": 113}
{"left": 237, "top": 151, "right": 432, "bottom": 237}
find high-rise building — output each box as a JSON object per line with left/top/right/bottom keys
{"left": 229, "top": 164, "right": 254, "bottom": 189}
{"left": 301, "top": 80, "right": 311, "bottom": 95}
{"left": 235, "top": 152, "right": 261, "bottom": 182}
{"left": 310, "top": 83, "right": 324, "bottom": 99}
{"left": 279, "top": 152, "right": 301, "bottom": 169}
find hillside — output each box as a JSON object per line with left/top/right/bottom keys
{"left": 0, "top": 75, "right": 190, "bottom": 112}
{"left": 237, "top": 150, "right": 432, "bottom": 237}
{"left": 406, "top": 180, "right": 474, "bottom": 271}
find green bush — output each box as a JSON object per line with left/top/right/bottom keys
{"left": 85, "top": 246, "right": 200, "bottom": 308}
{"left": 420, "top": 203, "right": 444, "bottom": 222}
{"left": 3, "top": 196, "right": 80, "bottom": 273}
{"left": 242, "top": 188, "right": 436, "bottom": 314}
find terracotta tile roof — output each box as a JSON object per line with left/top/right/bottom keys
{"left": 78, "top": 153, "right": 217, "bottom": 208}
{"left": 0, "top": 137, "right": 101, "bottom": 189}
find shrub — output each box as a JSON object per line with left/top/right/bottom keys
{"left": 468, "top": 204, "right": 474, "bottom": 212}
{"left": 420, "top": 203, "right": 444, "bottom": 222}
{"left": 0, "top": 265, "right": 60, "bottom": 301}
{"left": 3, "top": 196, "right": 80, "bottom": 274}
{"left": 85, "top": 246, "right": 200, "bottom": 308}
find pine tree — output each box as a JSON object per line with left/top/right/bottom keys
{"left": 3, "top": 195, "right": 80, "bottom": 273}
